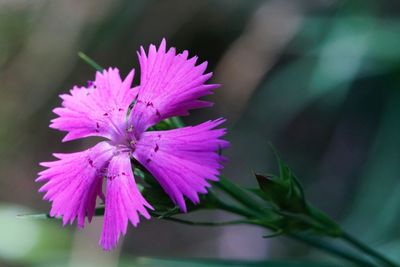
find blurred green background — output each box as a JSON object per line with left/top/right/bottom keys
{"left": 1, "top": 0, "right": 400, "bottom": 266}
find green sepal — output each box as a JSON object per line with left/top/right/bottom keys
{"left": 255, "top": 173, "right": 307, "bottom": 213}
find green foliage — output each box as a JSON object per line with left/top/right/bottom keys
{"left": 248, "top": 150, "right": 341, "bottom": 238}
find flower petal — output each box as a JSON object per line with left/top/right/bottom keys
{"left": 50, "top": 68, "right": 136, "bottom": 142}
{"left": 128, "top": 39, "right": 219, "bottom": 136}
{"left": 36, "top": 142, "right": 115, "bottom": 228}
{"left": 100, "top": 153, "right": 152, "bottom": 250}
{"left": 133, "top": 119, "right": 229, "bottom": 211}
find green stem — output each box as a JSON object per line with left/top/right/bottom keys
{"left": 341, "top": 232, "right": 399, "bottom": 267}
{"left": 214, "top": 178, "right": 388, "bottom": 267}
{"left": 161, "top": 217, "right": 251, "bottom": 227}
{"left": 290, "top": 234, "right": 376, "bottom": 267}
{"left": 213, "top": 197, "right": 257, "bottom": 218}
{"left": 215, "top": 176, "right": 264, "bottom": 213}
{"left": 163, "top": 213, "right": 374, "bottom": 267}
{"left": 213, "top": 199, "right": 376, "bottom": 267}
{"left": 211, "top": 200, "right": 370, "bottom": 266}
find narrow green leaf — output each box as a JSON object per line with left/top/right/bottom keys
{"left": 268, "top": 143, "right": 286, "bottom": 179}
{"left": 263, "top": 229, "right": 284, "bottom": 238}
{"left": 215, "top": 176, "right": 264, "bottom": 214}
{"left": 159, "top": 216, "right": 252, "bottom": 227}
{"left": 16, "top": 213, "right": 53, "bottom": 219}
{"left": 78, "top": 52, "right": 103, "bottom": 71}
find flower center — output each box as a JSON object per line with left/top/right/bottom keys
{"left": 129, "top": 139, "right": 136, "bottom": 151}
{"left": 125, "top": 123, "right": 138, "bottom": 152}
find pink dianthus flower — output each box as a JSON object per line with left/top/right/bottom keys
{"left": 36, "top": 39, "right": 228, "bottom": 250}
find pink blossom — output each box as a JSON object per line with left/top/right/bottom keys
{"left": 37, "top": 39, "right": 228, "bottom": 250}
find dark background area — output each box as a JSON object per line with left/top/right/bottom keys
{"left": 1, "top": 0, "right": 400, "bottom": 266}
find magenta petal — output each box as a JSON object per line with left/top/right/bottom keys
{"left": 100, "top": 153, "right": 153, "bottom": 251}
{"left": 36, "top": 142, "right": 115, "bottom": 228}
{"left": 133, "top": 118, "right": 229, "bottom": 212}
{"left": 50, "top": 68, "right": 136, "bottom": 142}
{"left": 127, "top": 39, "right": 219, "bottom": 135}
